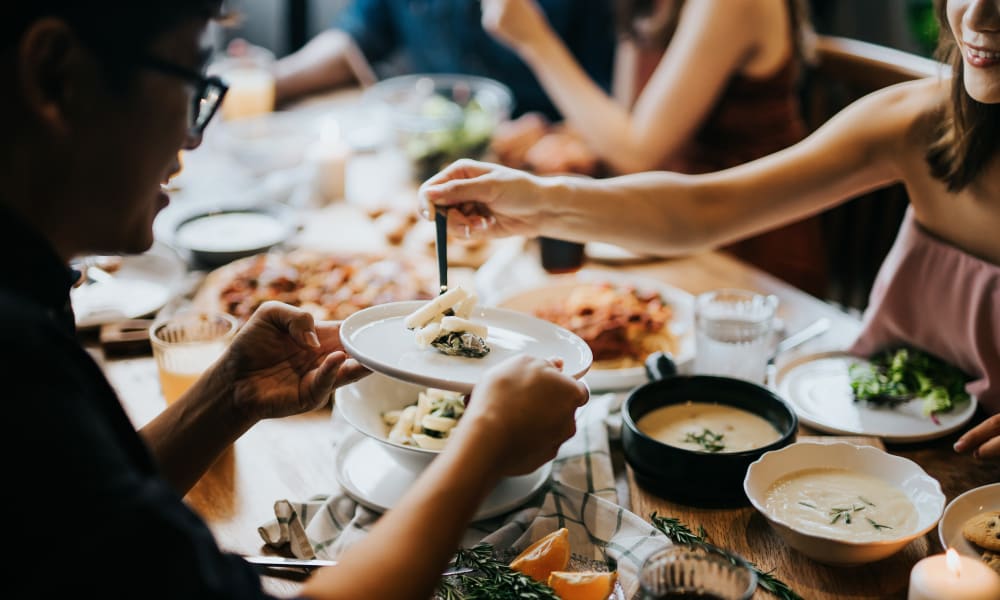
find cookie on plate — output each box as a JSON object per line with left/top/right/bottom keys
{"left": 963, "top": 511, "right": 1000, "bottom": 552}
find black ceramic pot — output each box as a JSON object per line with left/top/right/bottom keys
{"left": 621, "top": 352, "right": 798, "bottom": 507}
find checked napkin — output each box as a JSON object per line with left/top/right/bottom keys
{"left": 257, "top": 392, "right": 671, "bottom": 597}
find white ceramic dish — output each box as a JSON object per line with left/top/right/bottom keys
{"left": 744, "top": 441, "right": 945, "bottom": 566}
{"left": 335, "top": 373, "right": 447, "bottom": 473}
{"left": 339, "top": 300, "right": 593, "bottom": 394}
{"left": 584, "top": 242, "right": 651, "bottom": 264}
{"left": 775, "top": 351, "right": 978, "bottom": 443}
{"left": 938, "top": 483, "right": 1000, "bottom": 559}
{"left": 335, "top": 430, "right": 550, "bottom": 521}
{"left": 495, "top": 270, "right": 694, "bottom": 392}
{"left": 170, "top": 207, "right": 295, "bottom": 266}
{"left": 70, "top": 242, "right": 186, "bottom": 329}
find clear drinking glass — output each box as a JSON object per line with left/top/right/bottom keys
{"left": 150, "top": 312, "right": 238, "bottom": 405}
{"left": 210, "top": 44, "right": 276, "bottom": 121}
{"left": 693, "top": 289, "right": 778, "bottom": 383}
{"left": 639, "top": 546, "right": 757, "bottom": 600}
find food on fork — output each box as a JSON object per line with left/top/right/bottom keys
{"left": 383, "top": 388, "right": 466, "bottom": 451}
{"left": 405, "top": 286, "right": 490, "bottom": 358}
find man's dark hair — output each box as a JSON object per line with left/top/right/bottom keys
{"left": 3, "top": 2, "right": 224, "bottom": 74}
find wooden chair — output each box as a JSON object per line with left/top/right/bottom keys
{"left": 802, "top": 36, "right": 942, "bottom": 310}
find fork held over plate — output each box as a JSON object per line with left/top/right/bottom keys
{"left": 435, "top": 209, "right": 448, "bottom": 294}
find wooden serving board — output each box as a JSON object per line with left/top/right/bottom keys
{"left": 628, "top": 436, "right": 930, "bottom": 600}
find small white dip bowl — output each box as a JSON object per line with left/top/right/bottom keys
{"left": 744, "top": 441, "right": 945, "bottom": 566}
{"left": 335, "top": 373, "right": 452, "bottom": 473}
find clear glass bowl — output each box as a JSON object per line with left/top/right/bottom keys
{"left": 363, "top": 74, "right": 513, "bottom": 182}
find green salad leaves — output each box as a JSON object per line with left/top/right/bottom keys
{"left": 848, "top": 348, "right": 971, "bottom": 420}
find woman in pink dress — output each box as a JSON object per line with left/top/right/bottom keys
{"left": 423, "top": 0, "right": 1000, "bottom": 459}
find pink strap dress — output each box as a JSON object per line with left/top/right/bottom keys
{"left": 849, "top": 208, "right": 1000, "bottom": 415}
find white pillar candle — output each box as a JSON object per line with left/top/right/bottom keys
{"left": 306, "top": 119, "right": 352, "bottom": 204}
{"left": 908, "top": 548, "right": 1000, "bottom": 600}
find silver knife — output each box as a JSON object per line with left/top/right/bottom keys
{"left": 244, "top": 555, "right": 473, "bottom": 576}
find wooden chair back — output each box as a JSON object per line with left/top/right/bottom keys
{"left": 803, "top": 35, "right": 942, "bottom": 310}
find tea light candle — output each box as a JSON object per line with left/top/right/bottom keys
{"left": 908, "top": 548, "right": 1000, "bottom": 600}
{"left": 306, "top": 118, "right": 351, "bottom": 204}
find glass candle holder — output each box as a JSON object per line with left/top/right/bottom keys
{"left": 639, "top": 546, "right": 757, "bottom": 600}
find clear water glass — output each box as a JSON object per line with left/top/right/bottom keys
{"left": 693, "top": 289, "right": 778, "bottom": 383}
{"left": 639, "top": 546, "right": 757, "bottom": 600}
{"left": 150, "top": 311, "right": 238, "bottom": 405}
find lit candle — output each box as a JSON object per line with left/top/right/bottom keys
{"left": 305, "top": 118, "right": 352, "bottom": 204}
{"left": 908, "top": 548, "right": 1000, "bottom": 600}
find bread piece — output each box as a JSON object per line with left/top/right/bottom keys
{"left": 963, "top": 511, "right": 1000, "bottom": 552}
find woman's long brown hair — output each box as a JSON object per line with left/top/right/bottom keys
{"left": 616, "top": 0, "right": 813, "bottom": 62}
{"left": 925, "top": 0, "right": 1000, "bottom": 192}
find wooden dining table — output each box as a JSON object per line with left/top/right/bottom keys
{"left": 87, "top": 91, "right": 999, "bottom": 599}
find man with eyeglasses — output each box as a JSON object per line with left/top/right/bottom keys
{"left": 1, "top": 3, "right": 588, "bottom": 598}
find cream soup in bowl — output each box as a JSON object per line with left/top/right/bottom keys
{"left": 764, "top": 468, "right": 918, "bottom": 543}
{"left": 744, "top": 441, "right": 945, "bottom": 566}
{"left": 636, "top": 402, "right": 782, "bottom": 453}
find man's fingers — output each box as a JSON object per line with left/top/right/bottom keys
{"left": 258, "top": 301, "right": 319, "bottom": 349}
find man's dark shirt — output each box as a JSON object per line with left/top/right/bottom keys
{"left": 335, "top": 0, "right": 616, "bottom": 120}
{"left": 3, "top": 208, "right": 268, "bottom": 597}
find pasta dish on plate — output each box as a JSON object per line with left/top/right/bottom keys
{"left": 533, "top": 282, "right": 677, "bottom": 368}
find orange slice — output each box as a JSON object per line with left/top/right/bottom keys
{"left": 509, "top": 527, "right": 571, "bottom": 583}
{"left": 547, "top": 570, "right": 618, "bottom": 600}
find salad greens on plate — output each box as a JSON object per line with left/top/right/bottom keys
{"left": 848, "top": 348, "right": 971, "bottom": 421}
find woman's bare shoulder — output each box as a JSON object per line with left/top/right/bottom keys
{"left": 844, "top": 77, "right": 950, "bottom": 154}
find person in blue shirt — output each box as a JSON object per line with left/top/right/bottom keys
{"left": 275, "top": 0, "right": 616, "bottom": 119}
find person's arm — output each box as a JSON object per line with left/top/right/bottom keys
{"left": 483, "top": 0, "right": 762, "bottom": 173}
{"left": 299, "top": 356, "right": 587, "bottom": 600}
{"left": 274, "top": 0, "right": 391, "bottom": 104}
{"left": 274, "top": 30, "right": 374, "bottom": 104}
{"left": 422, "top": 79, "right": 943, "bottom": 256}
{"left": 141, "top": 303, "right": 367, "bottom": 494}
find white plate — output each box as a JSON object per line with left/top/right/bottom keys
{"left": 938, "top": 483, "right": 1000, "bottom": 558}
{"left": 340, "top": 301, "right": 593, "bottom": 393}
{"left": 775, "top": 351, "right": 978, "bottom": 443}
{"left": 335, "top": 431, "right": 551, "bottom": 521}
{"left": 495, "top": 270, "right": 694, "bottom": 391}
{"left": 584, "top": 242, "right": 651, "bottom": 264}
{"left": 70, "top": 242, "right": 186, "bottom": 329}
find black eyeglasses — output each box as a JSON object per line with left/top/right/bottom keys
{"left": 139, "top": 56, "right": 229, "bottom": 137}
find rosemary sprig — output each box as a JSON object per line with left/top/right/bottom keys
{"left": 828, "top": 504, "right": 865, "bottom": 525}
{"left": 858, "top": 496, "right": 876, "bottom": 507}
{"left": 650, "top": 512, "right": 803, "bottom": 600}
{"left": 683, "top": 428, "right": 726, "bottom": 452}
{"left": 435, "top": 543, "right": 559, "bottom": 600}
{"left": 866, "top": 517, "right": 893, "bottom": 532}
{"left": 797, "top": 501, "right": 817, "bottom": 509}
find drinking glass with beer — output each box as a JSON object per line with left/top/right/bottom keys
{"left": 150, "top": 312, "right": 238, "bottom": 404}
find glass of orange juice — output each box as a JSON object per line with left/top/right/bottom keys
{"left": 150, "top": 312, "right": 238, "bottom": 405}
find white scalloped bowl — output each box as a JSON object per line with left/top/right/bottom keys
{"left": 744, "top": 442, "right": 945, "bottom": 566}
{"left": 335, "top": 373, "right": 448, "bottom": 473}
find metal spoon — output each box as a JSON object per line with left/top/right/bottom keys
{"left": 435, "top": 209, "right": 448, "bottom": 294}
{"left": 765, "top": 317, "right": 830, "bottom": 385}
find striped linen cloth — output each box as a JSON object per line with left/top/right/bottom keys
{"left": 257, "top": 392, "right": 671, "bottom": 597}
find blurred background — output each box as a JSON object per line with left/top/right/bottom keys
{"left": 225, "top": 0, "right": 939, "bottom": 61}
